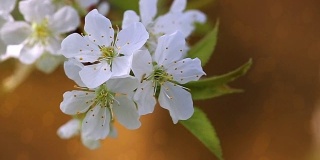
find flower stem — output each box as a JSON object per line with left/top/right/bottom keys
{"left": 1, "top": 62, "right": 34, "bottom": 94}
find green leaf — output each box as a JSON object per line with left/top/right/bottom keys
{"left": 180, "top": 107, "right": 223, "bottom": 160}
{"left": 184, "top": 59, "right": 252, "bottom": 100}
{"left": 188, "top": 21, "right": 219, "bottom": 66}
{"left": 187, "top": 0, "right": 215, "bottom": 9}
{"left": 109, "top": 0, "right": 168, "bottom": 15}
{"left": 109, "top": 0, "right": 139, "bottom": 12}
{"left": 193, "top": 22, "right": 214, "bottom": 35}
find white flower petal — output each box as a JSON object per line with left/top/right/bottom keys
{"left": 77, "top": 0, "right": 99, "bottom": 9}
{"left": 108, "top": 124, "right": 117, "bottom": 138}
{"left": 0, "top": 14, "right": 13, "bottom": 27}
{"left": 183, "top": 10, "right": 207, "bottom": 24}
{"left": 0, "top": 45, "right": 23, "bottom": 61}
{"left": 106, "top": 76, "right": 138, "bottom": 95}
{"left": 133, "top": 81, "right": 156, "bottom": 115}
{"left": 57, "top": 119, "right": 80, "bottom": 139}
{"left": 139, "top": 0, "right": 157, "bottom": 26}
{"left": 79, "top": 62, "right": 112, "bottom": 88}
{"left": 1, "top": 21, "right": 31, "bottom": 45}
{"left": 114, "top": 95, "right": 141, "bottom": 129}
{"left": 82, "top": 106, "right": 110, "bottom": 140}
{"left": 81, "top": 134, "right": 101, "bottom": 150}
{"left": 155, "top": 10, "right": 206, "bottom": 38}
{"left": 154, "top": 13, "right": 184, "bottom": 36}
{"left": 132, "top": 50, "right": 153, "bottom": 80}
{"left": 111, "top": 55, "right": 132, "bottom": 78}
{"left": 46, "top": 37, "right": 61, "bottom": 55}
{"left": 176, "top": 10, "right": 206, "bottom": 37}
{"left": 49, "top": 6, "right": 80, "bottom": 34}
{"left": 98, "top": 2, "right": 110, "bottom": 16}
{"left": 35, "top": 53, "right": 64, "bottom": 74}
{"left": 158, "top": 82, "right": 194, "bottom": 124}
{"left": 0, "top": 0, "right": 16, "bottom": 14}
{"left": 60, "top": 90, "right": 95, "bottom": 115}
{"left": 116, "top": 22, "right": 148, "bottom": 56}
{"left": 154, "top": 31, "right": 186, "bottom": 66}
{"left": 19, "top": 0, "right": 54, "bottom": 23}
{"left": 84, "top": 9, "right": 114, "bottom": 47}
{"left": 64, "top": 59, "right": 86, "bottom": 87}
{"left": 122, "top": 10, "right": 140, "bottom": 29}
{"left": 170, "top": 0, "right": 186, "bottom": 13}
{"left": 61, "top": 33, "right": 100, "bottom": 62}
{"left": 166, "top": 58, "right": 205, "bottom": 84}
{"left": 19, "top": 44, "right": 44, "bottom": 64}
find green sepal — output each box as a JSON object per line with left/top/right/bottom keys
{"left": 187, "top": 20, "right": 219, "bottom": 67}
{"left": 180, "top": 107, "right": 223, "bottom": 160}
{"left": 183, "top": 59, "right": 252, "bottom": 100}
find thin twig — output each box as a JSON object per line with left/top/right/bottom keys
{"left": 1, "top": 62, "right": 34, "bottom": 94}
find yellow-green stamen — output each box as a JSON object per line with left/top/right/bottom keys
{"left": 31, "top": 19, "right": 51, "bottom": 45}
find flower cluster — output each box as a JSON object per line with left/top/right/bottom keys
{"left": 59, "top": 0, "right": 206, "bottom": 149}
{"left": 0, "top": 0, "right": 108, "bottom": 73}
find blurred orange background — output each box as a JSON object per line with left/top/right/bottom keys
{"left": 1, "top": 0, "right": 320, "bottom": 160}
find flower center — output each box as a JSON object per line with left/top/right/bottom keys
{"left": 32, "top": 19, "right": 51, "bottom": 45}
{"left": 99, "top": 46, "right": 117, "bottom": 64}
{"left": 93, "top": 84, "right": 117, "bottom": 121}
{"left": 148, "top": 64, "right": 173, "bottom": 86}
{"left": 94, "top": 84, "right": 115, "bottom": 108}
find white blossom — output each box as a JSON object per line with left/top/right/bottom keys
{"left": 64, "top": 58, "right": 86, "bottom": 87}
{"left": 60, "top": 76, "right": 141, "bottom": 140}
{"left": 0, "top": 0, "right": 16, "bottom": 55}
{"left": 61, "top": 9, "right": 149, "bottom": 88}
{"left": 0, "top": 0, "right": 80, "bottom": 65}
{"left": 57, "top": 118, "right": 101, "bottom": 150}
{"left": 0, "top": 0, "right": 16, "bottom": 15}
{"left": 122, "top": 0, "right": 206, "bottom": 52}
{"left": 53, "top": 0, "right": 110, "bottom": 16}
{"left": 132, "top": 31, "right": 206, "bottom": 123}
{"left": 57, "top": 118, "right": 81, "bottom": 139}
